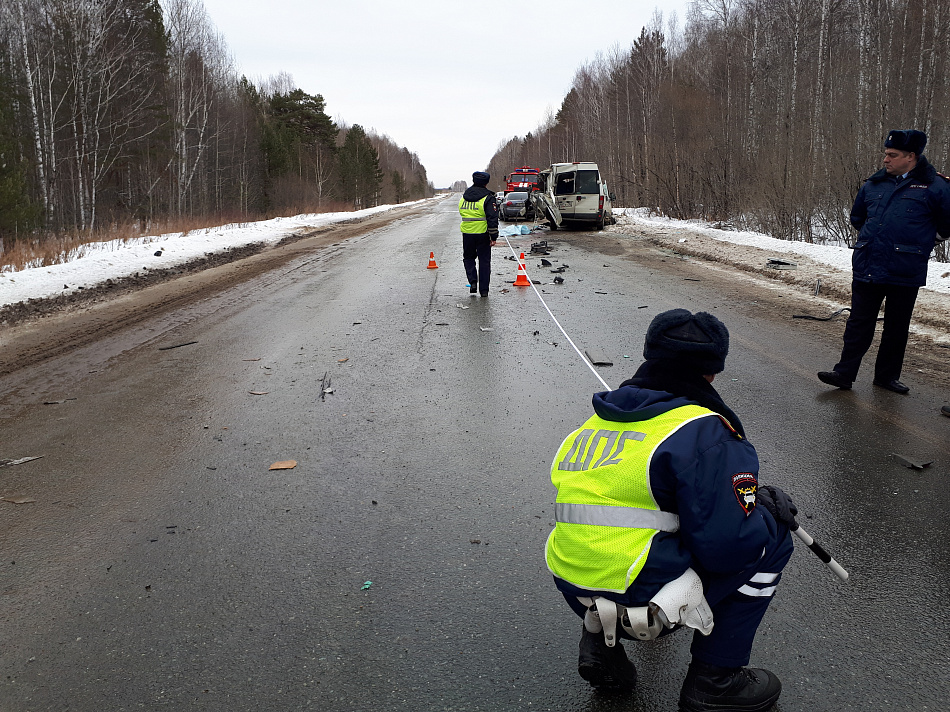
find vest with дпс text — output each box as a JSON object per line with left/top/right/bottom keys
{"left": 459, "top": 196, "right": 488, "bottom": 234}
{"left": 545, "top": 403, "right": 717, "bottom": 594}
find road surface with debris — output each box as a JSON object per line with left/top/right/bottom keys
{"left": 1, "top": 196, "right": 948, "bottom": 711}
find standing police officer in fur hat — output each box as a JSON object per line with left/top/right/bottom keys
{"left": 458, "top": 171, "right": 499, "bottom": 296}
{"left": 546, "top": 309, "right": 797, "bottom": 711}
{"left": 818, "top": 129, "right": 950, "bottom": 394}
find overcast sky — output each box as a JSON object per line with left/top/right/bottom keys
{"left": 198, "top": 0, "right": 695, "bottom": 188}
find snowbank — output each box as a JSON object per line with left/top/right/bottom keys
{"left": 0, "top": 199, "right": 433, "bottom": 307}
{"left": 613, "top": 207, "right": 950, "bottom": 296}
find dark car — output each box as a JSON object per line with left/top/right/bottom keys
{"left": 499, "top": 191, "right": 535, "bottom": 222}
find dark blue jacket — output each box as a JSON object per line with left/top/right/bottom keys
{"left": 461, "top": 185, "right": 499, "bottom": 236}
{"left": 555, "top": 384, "right": 784, "bottom": 606}
{"left": 850, "top": 155, "right": 950, "bottom": 286}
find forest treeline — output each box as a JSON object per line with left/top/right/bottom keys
{"left": 488, "top": 0, "right": 949, "bottom": 261}
{"left": 0, "top": 0, "right": 434, "bottom": 248}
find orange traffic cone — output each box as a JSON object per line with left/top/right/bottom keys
{"left": 427, "top": 251, "right": 438, "bottom": 269}
{"left": 513, "top": 253, "right": 531, "bottom": 286}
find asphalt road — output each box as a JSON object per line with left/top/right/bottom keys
{"left": 1, "top": 197, "right": 948, "bottom": 711}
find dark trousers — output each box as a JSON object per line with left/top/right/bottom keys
{"left": 462, "top": 233, "right": 492, "bottom": 294}
{"left": 561, "top": 530, "right": 794, "bottom": 669}
{"left": 834, "top": 280, "right": 920, "bottom": 382}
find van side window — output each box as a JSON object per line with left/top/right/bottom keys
{"left": 575, "top": 170, "right": 599, "bottom": 194}
{"left": 555, "top": 172, "right": 576, "bottom": 195}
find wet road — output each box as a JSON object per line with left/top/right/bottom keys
{"left": 1, "top": 197, "right": 948, "bottom": 711}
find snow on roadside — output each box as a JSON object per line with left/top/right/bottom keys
{"left": 0, "top": 199, "right": 434, "bottom": 307}
{"left": 3, "top": 199, "right": 948, "bottom": 309}
{"left": 613, "top": 207, "right": 950, "bottom": 296}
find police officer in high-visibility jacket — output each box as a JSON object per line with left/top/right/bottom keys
{"left": 546, "top": 309, "right": 797, "bottom": 712}
{"left": 459, "top": 171, "right": 499, "bottom": 296}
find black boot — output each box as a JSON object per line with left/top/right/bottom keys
{"left": 679, "top": 659, "right": 781, "bottom": 711}
{"left": 577, "top": 625, "right": 636, "bottom": 693}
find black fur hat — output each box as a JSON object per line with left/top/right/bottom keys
{"left": 643, "top": 309, "right": 730, "bottom": 374}
{"left": 884, "top": 129, "right": 927, "bottom": 155}
{"left": 472, "top": 171, "right": 490, "bottom": 186}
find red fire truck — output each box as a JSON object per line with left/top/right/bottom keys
{"left": 504, "top": 166, "right": 541, "bottom": 195}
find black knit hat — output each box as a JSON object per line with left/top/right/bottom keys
{"left": 643, "top": 309, "right": 730, "bottom": 374}
{"left": 472, "top": 171, "right": 490, "bottom": 186}
{"left": 884, "top": 129, "right": 927, "bottom": 155}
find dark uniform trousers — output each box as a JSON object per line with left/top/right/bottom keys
{"left": 834, "top": 280, "right": 920, "bottom": 383}
{"left": 462, "top": 233, "right": 492, "bottom": 294}
{"left": 562, "top": 530, "right": 794, "bottom": 669}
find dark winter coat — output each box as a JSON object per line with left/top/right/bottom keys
{"left": 461, "top": 185, "right": 499, "bottom": 236}
{"left": 849, "top": 155, "right": 950, "bottom": 286}
{"left": 554, "top": 361, "right": 786, "bottom": 606}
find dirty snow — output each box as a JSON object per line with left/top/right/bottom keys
{"left": 0, "top": 199, "right": 433, "bottom": 307}
{"left": 2, "top": 199, "right": 949, "bottom": 308}
{"left": 613, "top": 208, "right": 950, "bottom": 296}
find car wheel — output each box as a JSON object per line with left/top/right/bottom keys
{"left": 546, "top": 209, "right": 558, "bottom": 231}
{"left": 596, "top": 213, "right": 605, "bottom": 230}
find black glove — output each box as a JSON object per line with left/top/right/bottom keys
{"left": 756, "top": 485, "right": 798, "bottom": 527}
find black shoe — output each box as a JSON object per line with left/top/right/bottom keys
{"left": 469, "top": 284, "right": 477, "bottom": 294}
{"left": 679, "top": 660, "right": 781, "bottom": 712}
{"left": 480, "top": 291, "right": 489, "bottom": 297}
{"left": 817, "top": 371, "right": 852, "bottom": 389}
{"left": 577, "top": 626, "right": 636, "bottom": 693}
{"left": 942, "top": 405, "right": 950, "bottom": 417}
{"left": 873, "top": 379, "right": 909, "bottom": 394}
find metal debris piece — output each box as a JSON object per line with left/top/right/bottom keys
{"left": 248, "top": 391, "right": 269, "bottom": 396}
{"left": 540, "top": 258, "right": 552, "bottom": 266}
{"left": 320, "top": 371, "right": 332, "bottom": 401}
{"left": 43, "top": 398, "right": 77, "bottom": 405}
{"left": 893, "top": 454, "right": 933, "bottom": 471}
{"left": 585, "top": 349, "right": 614, "bottom": 367}
{"left": 243, "top": 358, "right": 262, "bottom": 362}
{"left": 1, "top": 495, "right": 36, "bottom": 504}
{"left": 435, "top": 322, "right": 449, "bottom": 326}
{"left": 793, "top": 308, "right": 852, "bottom": 321}
{"left": 0, "top": 456, "right": 43, "bottom": 469}
{"left": 814, "top": 278, "right": 822, "bottom": 296}
{"left": 550, "top": 266, "right": 567, "bottom": 273}
{"left": 595, "top": 290, "right": 608, "bottom": 295}
{"left": 158, "top": 341, "right": 198, "bottom": 351}
{"left": 479, "top": 327, "right": 493, "bottom": 332}
{"left": 766, "top": 258, "right": 797, "bottom": 270}
{"left": 553, "top": 276, "right": 564, "bottom": 284}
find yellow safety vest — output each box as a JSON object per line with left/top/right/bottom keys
{"left": 545, "top": 404, "right": 717, "bottom": 593}
{"left": 459, "top": 196, "right": 489, "bottom": 233}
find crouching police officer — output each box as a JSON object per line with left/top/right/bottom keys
{"left": 546, "top": 309, "right": 797, "bottom": 711}
{"left": 458, "top": 171, "right": 498, "bottom": 296}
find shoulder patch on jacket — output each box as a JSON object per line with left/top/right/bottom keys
{"left": 732, "top": 473, "right": 758, "bottom": 515}
{"left": 716, "top": 414, "right": 743, "bottom": 440}
{"left": 938, "top": 172, "right": 950, "bottom": 183}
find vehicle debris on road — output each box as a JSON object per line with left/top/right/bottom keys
{"left": 1, "top": 495, "right": 37, "bottom": 504}
{"left": 0, "top": 456, "right": 43, "bottom": 468}
{"left": 269, "top": 460, "right": 297, "bottom": 470}
{"left": 893, "top": 454, "right": 934, "bottom": 470}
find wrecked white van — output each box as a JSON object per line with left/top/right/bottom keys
{"left": 530, "top": 162, "right": 615, "bottom": 230}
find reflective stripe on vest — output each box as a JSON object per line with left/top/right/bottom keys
{"left": 555, "top": 502, "right": 680, "bottom": 532}
{"left": 545, "top": 404, "right": 717, "bottom": 594}
{"left": 459, "top": 196, "right": 488, "bottom": 233}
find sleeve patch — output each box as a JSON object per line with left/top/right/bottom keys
{"left": 732, "top": 473, "right": 758, "bottom": 515}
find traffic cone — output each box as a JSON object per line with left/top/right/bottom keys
{"left": 427, "top": 251, "right": 438, "bottom": 269}
{"left": 513, "top": 253, "right": 531, "bottom": 286}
